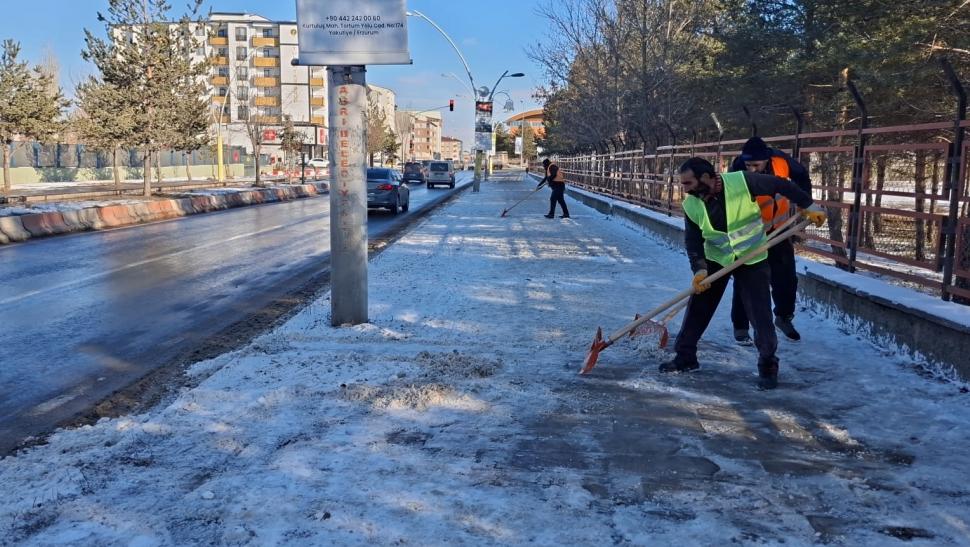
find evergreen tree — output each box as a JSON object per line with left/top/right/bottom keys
{"left": 0, "top": 40, "right": 67, "bottom": 193}
{"left": 83, "top": 0, "right": 207, "bottom": 196}
{"left": 74, "top": 78, "right": 138, "bottom": 188}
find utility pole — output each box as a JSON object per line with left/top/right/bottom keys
{"left": 326, "top": 66, "right": 369, "bottom": 325}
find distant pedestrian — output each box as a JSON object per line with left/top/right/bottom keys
{"left": 537, "top": 158, "right": 570, "bottom": 219}
{"left": 728, "top": 137, "right": 813, "bottom": 345}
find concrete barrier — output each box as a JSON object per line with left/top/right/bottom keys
{"left": 0, "top": 216, "right": 31, "bottom": 242}
{"left": 1, "top": 183, "right": 331, "bottom": 245}
{"left": 98, "top": 204, "right": 137, "bottom": 228}
{"left": 21, "top": 212, "right": 70, "bottom": 237}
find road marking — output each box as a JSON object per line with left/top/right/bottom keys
{"left": 0, "top": 218, "right": 320, "bottom": 306}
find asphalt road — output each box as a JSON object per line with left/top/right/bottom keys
{"left": 0, "top": 172, "right": 476, "bottom": 453}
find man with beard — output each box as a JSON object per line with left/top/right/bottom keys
{"left": 660, "top": 157, "right": 825, "bottom": 389}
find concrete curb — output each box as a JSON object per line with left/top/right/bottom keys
{"left": 0, "top": 182, "right": 329, "bottom": 246}
{"left": 528, "top": 173, "right": 970, "bottom": 377}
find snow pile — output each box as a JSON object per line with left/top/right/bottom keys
{"left": 1, "top": 175, "right": 969, "bottom": 545}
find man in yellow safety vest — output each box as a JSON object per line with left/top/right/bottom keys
{"left": 660, "top": 157, "right": 825, "bottom": 389}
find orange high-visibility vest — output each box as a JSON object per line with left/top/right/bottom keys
{"left": 756, "top": 156, "right": 792, "bottom": 231}
{"left": 546, "top": 163, "right": 566, "bottom": 183}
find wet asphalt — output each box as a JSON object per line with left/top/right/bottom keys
{"left": 0, "top": 173, "right": 474, "bottom": 453}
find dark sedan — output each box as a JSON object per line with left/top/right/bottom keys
{"left": 367, "top": 168, "right": 410, "bottom": 214}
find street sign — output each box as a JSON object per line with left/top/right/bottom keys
{"left": 296, "top": 0, "right": 411, "bottom": 66}
{"left": 474, "top": 101, "right": 493, "bottom": 152}
{"left": 262, "top": 129, "right": 278, "bottom": 141}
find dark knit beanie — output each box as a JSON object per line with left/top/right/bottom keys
{"left": 740, "top": 137, "right": 770, "bottom": 161}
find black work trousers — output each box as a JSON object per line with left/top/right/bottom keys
{"left": 674, "top": 260, "right": 777, "bottom": 362}
{"left": 547, "top": 183, "right": 569, "bottom": 216}
{"left": 731, "top": 237, "right": 797, "bottom": 329}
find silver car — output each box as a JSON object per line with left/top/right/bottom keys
{"left": 427, "top": 161, "right": 455, "bottom": 189}
{"left": 367, "top": 168, "right": 410, "bottom": 214}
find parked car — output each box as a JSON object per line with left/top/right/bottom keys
{"left": 427, "top": 161, "right": 456, "bottom": 189}
{"left": 367, "top": 168, "right": 410, "bottom": 214}
{"left": 306, "top": 158, "right": 327, "bottom": 168}
{"left": 402, "top": 161, "right": 425, "bottom": 184}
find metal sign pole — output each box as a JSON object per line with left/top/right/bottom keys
{"left": 327, "top": 65, "right": 369, "bottom": 325}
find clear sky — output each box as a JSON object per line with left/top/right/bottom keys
{"left": 0, "top": 0, "right": 547, "bottom": 147}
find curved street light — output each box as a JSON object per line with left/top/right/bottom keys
{"left": 441, "top": 72, "right": 475, "bottom": 96}
{"left": 408, "top": 10, "right": 477, "bottom": 97}
{"left": 487, "top": 71, "right": 524, "bottom": 102}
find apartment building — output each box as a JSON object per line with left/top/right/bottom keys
{"left": 395, "top": 111, "right": 442, "bottom": 162}
{"left": 441, "top": 137, "right": 462, "bottom": 162}
{"left": 367, "top": 84, "right": 397, "bottom": 136}
{"left": 192, "top": 13, "right": 329, "bottom": 162}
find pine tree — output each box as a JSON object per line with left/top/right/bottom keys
{"left": 0, "top": 40, "right": 67, "bottom": 193}
{"left": 74, "top": 78, "right": 138, "bottom": 188}
{"left": 82, "top": 0, "right": 207, "bottom": 196}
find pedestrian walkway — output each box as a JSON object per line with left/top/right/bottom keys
{"left": 1, "top": 172, "right": 968, "bottom": 545}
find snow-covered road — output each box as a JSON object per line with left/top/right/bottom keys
{"left": 2, "top": 172, "right": 968, "bottom": 545}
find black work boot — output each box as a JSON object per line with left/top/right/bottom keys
{"left": 734, "top": 328, "right": 753, "bottom": 346}
{"left": 774, "top": 316, "right": 801, "bottom": 341}
{"left": 757, "top": 356, "right": 779, "bottom": 390}
{"left": 544, "top": 213, "right": 555, "bottom": 219}
{"left": 659, "top": 356, "right": 700, "bottom": 374}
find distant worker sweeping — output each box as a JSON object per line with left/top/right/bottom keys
{"left": 537, "top": 158, "right": 570, "bottom": 219}
{"left": 661, "top": 157, "right": 825, "bottom": 389}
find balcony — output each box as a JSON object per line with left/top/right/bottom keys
{"left": 211, "top": 96, "right": 229, "bottom": 104}
{"left": 210, "top": 75, "right": 228, "bottom": 86}
{"left": 255, "top": 115, "right": 281, "bottom": 124}
{"left": 252, "top": 36, "right": 278, "bottom": 47}
{"left": 254, "top": 96, "right": 280, "bottom": 107}
{"left": 311, "top": 116, "right": 326, "bottom": 126}
{"left": 210, "top": 56, "right": 228, "bottom": 66}
{"left": 252, "top": 76, "right": 279, "bottom": 87}
{"left": 208, "top": 36, "right": 228, "bottom": 46}
{"left": 253, "top": 57, "right": 279, "bottom": 67}
{"left": 309, "top": 78, "right": 325, "bottom": 87}
{"left": 310, "top": 97, "right": 326, "bottom": 107}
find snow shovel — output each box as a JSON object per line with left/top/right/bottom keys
{"left": 500, "top": 183, "right": 545, "bottom": 217}
{"left": 626, "top": 221, "right": 800, "bottom": 349}
{"left": 581, "top": 214, "right": 810, "bottom": 374}
{"left": 629, "top": 297, "right": 690, "bottom": 349}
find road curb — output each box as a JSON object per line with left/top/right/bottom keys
{"left": 0, "top": 182, "right": 329, "bottom": 246}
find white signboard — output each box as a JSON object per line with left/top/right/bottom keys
{"left": 514, "top": 136, "right": 523, "bottom": 155}
{"left": 296, "top": 0, "right": 411, "bottom": 65}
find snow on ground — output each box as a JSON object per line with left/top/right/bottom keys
{"left": 1, "top": 174, "right": 969, "bottom": 546}
{"left": 0, "top": 200, "right": 152, "bottom": 217}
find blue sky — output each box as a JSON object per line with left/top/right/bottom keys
{"left": 0, "top": 0, "right": 547, "bottom": 146}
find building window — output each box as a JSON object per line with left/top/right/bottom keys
{"left": 218, "top": 87, "right": 228, "bottom": 97}
{"left": 235, "top": 27, "right": 247, "bottom": 41}
{"left": 263, "top": 68, "right": 273, "bottom": 77}
{"left": 236, "top": 47, "right": 247, "bottom": 61}
{"left": 236, "top": 66, "right": 248, "bottom": 79}
{"left": 195, "top": 26, "right": 205, "bottom": 37}
{"left": 238, "top": 106, "right": 249, "bottom": 120}
{"left": 262, "top": 28, "right": 273, "bottom": 38}
{"left": 217, "top": 27, "right": 227, "bottom": 38}
{"left": 218, "top": 67, "right": 229, "bottom": 77}
{"left": 237, "top": 86, "right": 249, "bottom": 100}
{"left": 262, "top": 48, "right": 273, "bottom": 57}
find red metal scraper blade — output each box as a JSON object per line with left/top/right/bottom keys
{"left": 580, "top": 327, "right": 606, "bottom": 375}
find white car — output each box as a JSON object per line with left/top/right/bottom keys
{"left": 306, "top": 158, "right": 327, "bottom": 169}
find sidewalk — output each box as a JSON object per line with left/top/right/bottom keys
{"left": 2, "top": 173, "right": 969, "bottom": 545}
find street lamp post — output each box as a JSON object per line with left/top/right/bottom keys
{"left": 481, "top": 71, "right": 524, "bottom": 181}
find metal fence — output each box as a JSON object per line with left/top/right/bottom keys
{"left": 538, "top": 116, "right": 970, "bottom": 304}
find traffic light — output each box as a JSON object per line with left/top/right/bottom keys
{"left": 449, "top": 99, "right": 454, "bottom": 112}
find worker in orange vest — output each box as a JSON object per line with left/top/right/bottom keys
{"left": 729, "top": 137, "right": 813, "bottom": 344}
{"left": 538, "top": 158, "right": 570, "bottom": 219}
